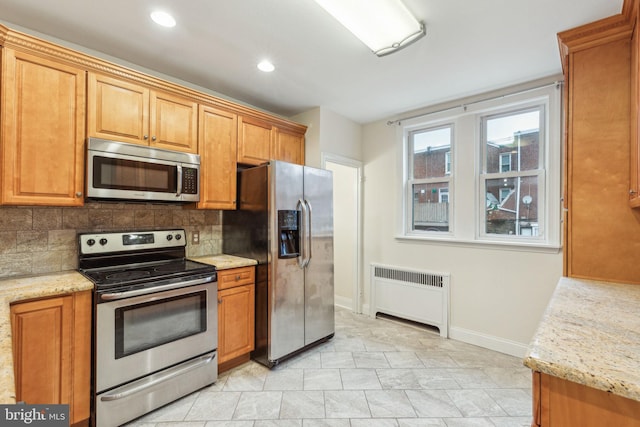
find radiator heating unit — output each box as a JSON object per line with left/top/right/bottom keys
{"left": 370, "top": 263, "right": 449, "bottom": 338}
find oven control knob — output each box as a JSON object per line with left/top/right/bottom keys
{"left": 86, "top": 239, "right": 96, "bottom": 246}
{"left": 175, "top": 234, "right": 182, "bottom": 241}
{"left": 99, "top": 238, "right": 108, "bottom": 246}
{"left": 166, "top": 235, "right": 173, "bottom": 241}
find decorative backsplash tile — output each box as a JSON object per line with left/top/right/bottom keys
{"left": 0, "top": 203, "right": 223, "bottom": 280}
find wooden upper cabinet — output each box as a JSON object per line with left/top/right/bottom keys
{"left": 87, "top": 73, "right": 149, "bottom": 144}
{"left": 630, "top": 16, "right": 640, "bottom": 208}
{"left": 87, "top": 72, "right": 197, "bottom": 153}
{"left": 272, "top": 127, "right": 305, "bottom": 165}
{"left": 1, "top": 48, "right": 86, "bottom": 206}
{"left": 237, "top": 115, "right": 273, "bottom": 165}
{"left": 198, "top": 106, "right": 238, "bottom": 210}
{"left": 150, "top": 90, "right": 198, "bottom": 153}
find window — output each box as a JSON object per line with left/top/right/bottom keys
{"left": 499, "top": 153, "right": 512, "bottom": 172}
{"left": 401, "top": 81, "right": 561, "bottom": 249}
{"left": 407, "top": 124, "right": 453, "bottom": 233}
{"left": 481, "top": 108, "right": 543, "bottom": 238}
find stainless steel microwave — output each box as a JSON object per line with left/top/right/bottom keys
{"left": 86, "top": 138, "right": 200, "bottom": 203}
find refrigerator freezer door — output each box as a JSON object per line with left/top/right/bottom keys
{"left": 269, "top": 161, "right": 305, "bottom": 361}
{"left": 303, "top": 166, "right": 335, "bottom": 345}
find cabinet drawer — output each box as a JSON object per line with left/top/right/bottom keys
{"left": 217, "top": 266, "right": 255, "bottom": 290}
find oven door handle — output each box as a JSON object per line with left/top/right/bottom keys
{"left": 100, "top": 275, "right": 216, "bottom": 301}
{"left": 99, "top": 352, "right": 216, "bottom": 402}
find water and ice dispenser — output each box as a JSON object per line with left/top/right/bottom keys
{"left": 278, "top": 210, "right": 299, "bottom": 258}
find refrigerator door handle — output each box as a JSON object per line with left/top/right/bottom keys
{"left": 297, "top": 199, "right": 309, "bottom": 268}
{"left": 304, "top": 199, "right": 313, "bottom": 264}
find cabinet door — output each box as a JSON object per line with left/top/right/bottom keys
{"left": 10, "top": 291, "right": 91, "bottom": 425}
{"left": 197, "top": 106, "right": 238, "bottom": 209}
{"left": 11, "top": 295, "right": 73, "bottom": 407}
{"left": 237, "top": 116, "right": 273, "bottom": 165}
{"left": 150, "top": 90, "right": 198, "bottom": 153}
{"left": 87, "top": 72, "right": 150, "bottom": 144}
{"left": 272, "top": 128, "right": 305, "bottom": 165}
{"left": 218, "top": 284, "right": 255, "bottom": 364}
{"left": 1, "top": 49, "right": 85, "bottom": 206}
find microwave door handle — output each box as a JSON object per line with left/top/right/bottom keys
{"left": 176, "top": 165, "right": 183, "bottom": 197}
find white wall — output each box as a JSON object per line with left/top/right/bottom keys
{"left": 361, "top": 119, "right": 562, "bottom": 357}
{"left": 292, "top": 107, "right": 362, "bottom": 167}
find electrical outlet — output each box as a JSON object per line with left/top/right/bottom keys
{"left": 192, "top": 231, "right": 200, "bottom": 245}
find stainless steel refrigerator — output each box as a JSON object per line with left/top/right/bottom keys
{"left": 223, "top": 160, "right": 334, "bottom": 367}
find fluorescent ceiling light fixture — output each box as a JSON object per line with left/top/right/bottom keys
{"left": 314, "top": 0, "right": 425, "bottom": 56}
{"left": 150, "top": 11, "right": 176, "bottom": 28}
{"left": 257, "top": 60, "right": 275, "bottom": 72}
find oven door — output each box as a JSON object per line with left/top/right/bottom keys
{"left": 95, "top": 279, "right": 217, "bottom": 393}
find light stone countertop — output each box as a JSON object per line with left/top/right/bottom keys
{"left": 191, "top": 254, "right": 257, "bottom": 270}
{"left": 524, "top": 276, "right": 640, "bottom": 402}
{"left": 0, "top": 271, "right": 94, "bottom": 405}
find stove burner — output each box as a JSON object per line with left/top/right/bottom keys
{"left": 153, "top": 263, "right": 186, "bottom": 273}
{"left": 106, "top": 271, "right": 152, "bottom": 282}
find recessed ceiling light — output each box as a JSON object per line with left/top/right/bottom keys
{"left": 150, "top": 11, "right": 176, "bottom": 28}
{"left": 257, "top": 60, "right": 275, "bottom": 73}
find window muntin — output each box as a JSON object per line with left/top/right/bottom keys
{"left": 481, "top": 107, "right": 544, "bottom": 239}
{"left": 408, "top": 124, "right": 453, "bottom": 233}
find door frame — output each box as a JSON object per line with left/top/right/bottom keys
{"left": 322, "top": 152, "right": 363, "bottom": 314}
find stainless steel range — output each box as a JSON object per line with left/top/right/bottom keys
{"left": 78, "top": 229, "right": 218, "bottom": 427}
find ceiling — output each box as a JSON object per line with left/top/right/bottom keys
{"left": 0, "top": 0, "right": 624, "bottom": 124}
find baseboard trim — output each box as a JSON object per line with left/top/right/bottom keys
{"left": 334, "top": 295, "right": 352, "bottom": 311}
{"left": 449, "top": 326, "right": 528, "bottom": 358}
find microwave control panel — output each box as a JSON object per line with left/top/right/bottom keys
{"left": 182, "top": 167, "right": 198, "bottom": 194}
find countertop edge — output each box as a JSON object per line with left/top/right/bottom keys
{"left": 523, "top": 277, "right": 640, "bottom": 402}
{"left": 191, "top": 254, "right": 258, "bottom": 270}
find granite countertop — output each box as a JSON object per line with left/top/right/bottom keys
{"left": 191, "top": 254, "right": 257, "bottom": 270}
{"left": 0, "top": 271, "right": 94, "bottom": 405}
{"left": 524, "top": 276, "right": 640, "bottom": 402}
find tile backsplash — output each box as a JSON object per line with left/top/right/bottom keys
{"left": 0, "top": 202, "right": 222, "bottom": 279}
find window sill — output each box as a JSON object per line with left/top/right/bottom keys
{"left": 395, "top": 234, "right": 562, "bottom": 254}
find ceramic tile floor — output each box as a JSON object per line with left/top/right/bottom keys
{"left": 127, "top": 307, "right": 532, "bottom": 427}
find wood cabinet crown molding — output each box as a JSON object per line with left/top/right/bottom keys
{"left": 0, "top": 24, "right": 307, "bottom": 135}
{"left": 557, "top": 11, "right": 634, "bottom": 73}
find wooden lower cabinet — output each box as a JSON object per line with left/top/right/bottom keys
{"left": 531, "top": 371, "right": 640, "bottom": 427}
{"left": 217, "top": 266, "right": 255, "bottom": 372}
{"left": 10, "top": 291, "right": 91, "bottom": 427}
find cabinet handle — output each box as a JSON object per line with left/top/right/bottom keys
{"left": 144, "top": 135, "right": 149, "bottom": 140}
{"left": 235, "top": 275, "right": 241, "bottom": 281}
{"left": 76, "top": 192, "right": 83, "bottom": 197}
{"left": 218, "top": 298, "right": 222, "bottom": 304}
{"left": 152, "top": 135, "right": 157, "bottom": 141}
{"left": 630, "top": 189, "right": 637, "bottom": 195}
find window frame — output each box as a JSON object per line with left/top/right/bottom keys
{"left": 405, "top": 123, "right": 455, "bottom": 236}
{"left": 478, "top": 105, "right": 546, "bottom": 243}
{"left": 398, "top": 81, "right": 562, "bottom": 251}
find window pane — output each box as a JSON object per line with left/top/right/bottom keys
{"left": 412, "top": 183, "right": 449, "bottom": 232}
{"left": 485, "top": 110, "right": 540, "bottom": 173}
{"left": 411, "top": 126, "right": 452, "bottom": 179}
{"left": 485, "top": 176, "right": 538, "bottom": 236}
